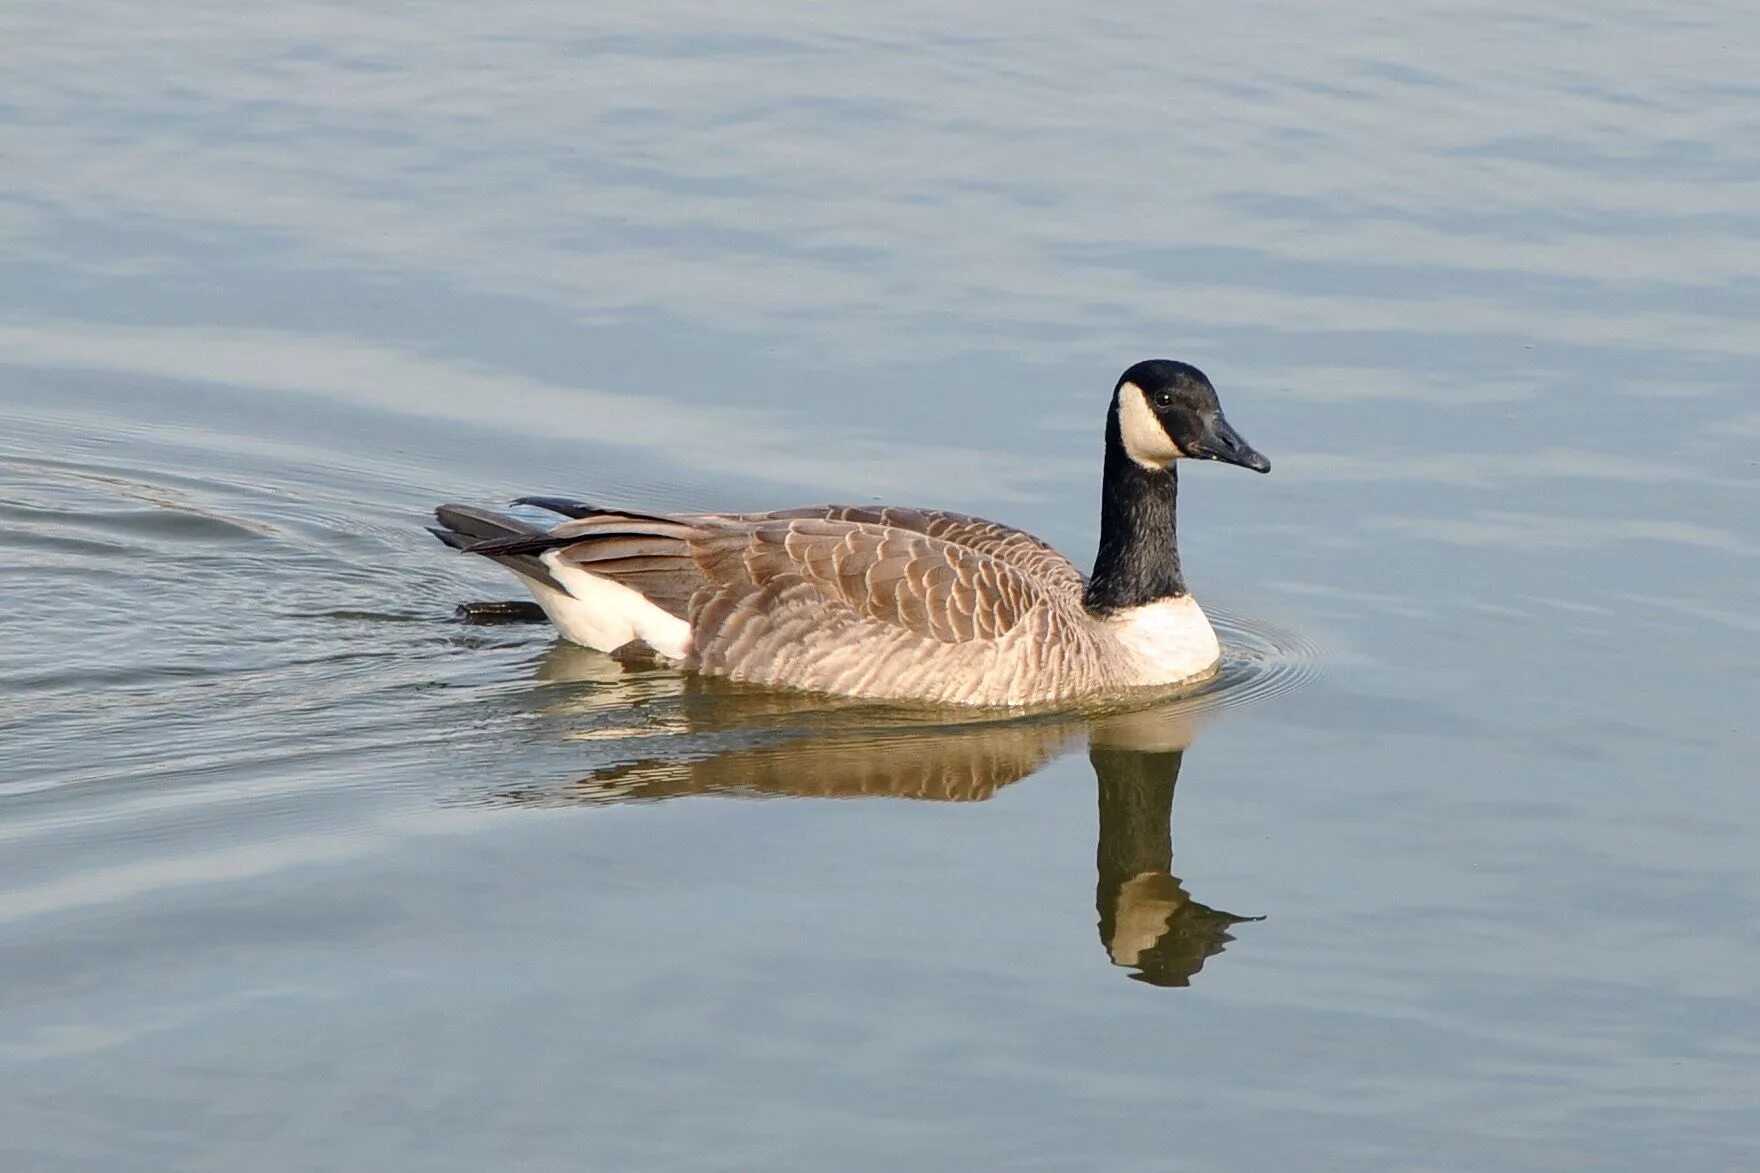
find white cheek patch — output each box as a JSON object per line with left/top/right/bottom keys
{"left": 1115, "top": 382, "right": 1184, "bottom": 469}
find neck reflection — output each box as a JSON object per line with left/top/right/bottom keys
{"left": 1091, "top": 744, "right": 1261, "bottom": 987}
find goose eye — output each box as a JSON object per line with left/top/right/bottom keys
{"left": 1152, "top": 390, "right": 1174, "bottom": 408}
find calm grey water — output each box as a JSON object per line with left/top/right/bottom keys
{"left": 3, "top": 4, "right": 1758, "bottom": 1169}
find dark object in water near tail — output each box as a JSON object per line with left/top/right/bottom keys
{"left": 453, "top": 600, "right": 548, "bottom": 625}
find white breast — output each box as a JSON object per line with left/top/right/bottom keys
{"left": 1104, "top": 595, "right": 1221, "bottom": 687}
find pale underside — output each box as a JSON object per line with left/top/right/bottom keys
{"left": 517, "top": 504, "right": 1221, "bottom": 708}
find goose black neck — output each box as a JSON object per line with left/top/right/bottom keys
{"left": 1084, "top": 433, "right": 1184, "bottom": 614}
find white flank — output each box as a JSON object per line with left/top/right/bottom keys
{"left": 1105, "top": 595, "right": 1221, "bottom": 686}
{"left": 1115, "top": 381, "right": 1184, "bottom": 469}
{"left": 523, "top": 552, "right": 694, "bottom": 660}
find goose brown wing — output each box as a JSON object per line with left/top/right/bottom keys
{"left": 715, "top": 505, "right": 1087, "bottom": 603}
{"left": 688, "top": 515, "right": 1062, "bottom": 649}
{"left": 504, "top": 498, "right": 1086, "bottom": 604}
{"left": 464, "top": 510, "right": 1051, "bottom": 643}
{"left": 462, "top": 506, "right": 1098, "bottom": 701}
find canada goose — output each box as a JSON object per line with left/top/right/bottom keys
{"left": 430, "top": 359, "right": 1269, "bottom": 707}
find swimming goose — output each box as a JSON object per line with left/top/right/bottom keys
{"left": 430, "top": 359, "right": 1269, "bottom": 707}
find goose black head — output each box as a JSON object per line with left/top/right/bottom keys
{"left": 1111, "top": 360, "right": 1270, "bottom": 474}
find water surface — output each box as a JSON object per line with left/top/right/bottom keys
{"left": 3, "top": 3, "right": 1758, "bottom": 1170}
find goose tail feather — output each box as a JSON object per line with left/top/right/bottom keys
{"left": 430, "top": 504, "right": 564, "bottom": 591}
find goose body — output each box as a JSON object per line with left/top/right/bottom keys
{"left": 431, "top": 360, "right": 1268, "bottom": 708}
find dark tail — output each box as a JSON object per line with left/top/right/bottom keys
{"left": 512, "top": 496, "right": 683, "bottom": 526}
{"left": 429, "top": 504, "right": 564, "bottom": 591}
{"left": 510, "top": 496, "right": 603, "bottom": 519}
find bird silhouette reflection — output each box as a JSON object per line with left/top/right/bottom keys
{"left": 483, "top": 636, "right": 1262, "bottom": 986}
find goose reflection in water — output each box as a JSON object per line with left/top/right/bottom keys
{"left": 481, "top": 633, "right": 1263, "bottom": 987}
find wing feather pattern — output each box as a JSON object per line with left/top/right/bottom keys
{"left": 677, "top": 516, "right": 1103, "bottom": 703}
{"left": 746, "top": 505, "right": 1087, "bottom": 604}
{"left": 511, "top": 501, "right": 1086, "bottom": 602}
